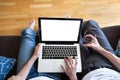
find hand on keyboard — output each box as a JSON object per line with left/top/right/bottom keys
{"left": 33, "top": 43, "right": 41, "bottom": 59}
{"left": 61, "top": 57, "right": 78, "bottom": 80}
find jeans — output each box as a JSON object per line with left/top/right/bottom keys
{"left": 115, "top": 39, "right": 120, "bottom": 57}
{"left": 16, "top": 28, "right": 60, "bottom": 80}
{"left": 16, "top": 20, "right": 117, "bottom": 80}
{"left": 80, "top": 20, "right": 118, "bottom": 77}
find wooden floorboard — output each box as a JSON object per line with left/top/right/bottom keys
{"left": 0, "top": 0, "right": 120, "bottom": 35}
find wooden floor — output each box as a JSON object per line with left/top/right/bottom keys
{"left": 0, "top": 0, "right": 120, "bottom": 35}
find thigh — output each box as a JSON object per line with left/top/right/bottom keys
{"left": 81, "top": 20, "right": 117, "bottom": 71}
{"left": 17, "top": 28, "right": 36, "bottom": 73}
{"left": 82, "top": 20, "right": 114, "bottom": 54}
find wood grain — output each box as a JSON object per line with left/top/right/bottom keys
{"left": 0, "top": 0, "right": 120, "bottom": 35}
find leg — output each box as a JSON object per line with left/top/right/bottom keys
{"left": 16, "top": 20, "right": 61, "bottom": 80}
{"left": 17, "top": 19, "right": 36, "bottom": 73}
{"left": 115, "top": 39, "right": 120, "bottom": 57}
{"left": 80, "top": 20, "right": 115, "bottom": 66}
{"left": 82, "top": 20, "right": 114, "bottom": 53}
{"left": 81, "top": 20, "right": 117, "bottom": 75}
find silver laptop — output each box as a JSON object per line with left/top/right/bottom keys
{"left": 38, "top": 17, "right": 83, "bottom": 73}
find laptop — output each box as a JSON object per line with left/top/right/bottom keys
{"left": 38, "top": 17, "right": 83, "bottom": 73}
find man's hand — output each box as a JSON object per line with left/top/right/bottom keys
{"left": 83, "top": 34, "right": 102, "bottom": 51}
{"left": 61, "top": 57, "right": 78, "bottom": 80}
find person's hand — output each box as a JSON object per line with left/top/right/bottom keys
{"left": 61, "top": 57, "right": 78, "bottom": 80}
{"left": 33, "top": 43, "right": 40, "bottom": 58}
{"left": 7, "top": 75, "right": 21, "bottom": 80}
{"left": 83, "top": 34, "right": 101, "bottom": 51}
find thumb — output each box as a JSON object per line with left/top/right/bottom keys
{"left": 83, "top": 44, "right": 89, "bottom": 47}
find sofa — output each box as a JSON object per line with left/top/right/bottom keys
{"left": 0, "top": 25, "right": 120, "bottom": 79}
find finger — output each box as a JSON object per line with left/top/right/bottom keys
{"left": 75, "top": 58, "right": 78, "bottom": 66}
{"left": 34, "top": 43, "right": 41, "bottom": 56}
{"left": 37, "top": 43, "right": 41, "bottom": 47}
{"left": 65, "top": 58, "right": 71, "bottom": 68}
{"left": 61, "top": 65, "right": 66, "bottom": 73}
{"left": 83, "top": 44, "right": 90, "bottom": 47}
{"left": 85, "top": 34, "right": 95, "bottom": 39}
{"left": 68, "top": 56, "right": 73, "bottom": 65}
{"left": 35, "top": 43, "right": 40, "bottom": 50}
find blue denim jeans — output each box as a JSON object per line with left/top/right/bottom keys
{"left": 16, "top": 28, "right": 60, "bottom": 80}
{"left": 115, "top": 39, "right": 120, "bottom": 57}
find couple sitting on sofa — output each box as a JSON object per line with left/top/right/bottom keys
{"left": 8, "top": 19, "right": 120, "bottom": 80}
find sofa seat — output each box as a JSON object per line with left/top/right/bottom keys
{"left": 0, "top": 25, "right": 120, "bottom": 79}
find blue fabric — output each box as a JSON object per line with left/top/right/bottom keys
{"left": 81, "top": 20, "right": 116, "bottom": 70}
{"left": 0, "top": 56, "right": 16, "bottom": 80}
{"left": 115, "top": 39, "right": 120, "bottom": 57}
{"left": 17, "top": 28, "right": 35, "bottom": 73}
{"left": 27, "top": 65, "right": 61, "bottom": 80}
{"left": 17, "top": 28, "right": 60, "bottom": 80}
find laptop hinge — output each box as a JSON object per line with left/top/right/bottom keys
{"left": 45, "top": 43, "right": 74, "bottom": 45}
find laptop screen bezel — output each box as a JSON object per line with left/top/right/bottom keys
{"left": 38, "top": 17, "right": 83, "bottom": 44}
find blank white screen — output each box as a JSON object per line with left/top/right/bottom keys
{"left": 41, "top": 19, "right": 81, "bottom": 41}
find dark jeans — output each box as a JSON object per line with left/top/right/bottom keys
{"left": 79, "top": 20, "right": 118, "bottom": 78}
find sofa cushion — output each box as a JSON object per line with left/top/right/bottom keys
{"left": 0, "top": 56, "right": 16, "bottom": 80}
{"left": 102, "top": 25, "right": 120, "bottom": 50}
{"left": 0, "top": 36, "right": 20, "bottom": 59}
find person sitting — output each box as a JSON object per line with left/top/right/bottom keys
{"left": 82, "top": 34, "right": 120, "bottom": 80}
{"left": 80, "top": 20, "right": 120, "bottom": 80}
{"left": 7, "top": 19, "right": 78, "bottom": 80}
{"left": 8, "top": 19, "right": 120, "bottom": 80}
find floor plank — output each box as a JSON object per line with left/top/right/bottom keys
{"left": 0, "top": 0, "right": 120, "bottom": 35}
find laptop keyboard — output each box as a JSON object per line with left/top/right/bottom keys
{"left": 42, "top": 46, "right": 77, "bottom": 59}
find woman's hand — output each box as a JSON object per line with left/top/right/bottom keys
{"left": 83, "top": 34, "right": 102, "bottom": 51}
{"left": 33, "top": 43, "right": 40, "bottom": 59}
{"left": 61, "top": 57, "right": 78, "bottom": 80}
{"left": 7, "top": 75, "right": 21, "bottom": 80}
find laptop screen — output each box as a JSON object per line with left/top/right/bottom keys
{"left": 38, "top": 18, "right": 82, "bottom": 43}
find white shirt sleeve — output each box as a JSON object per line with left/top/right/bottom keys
{"left": 29, "top": 76, "right": 54, "bottom": 80}
{"left": 82, "top": 68, "right": 120, "bottom": 80}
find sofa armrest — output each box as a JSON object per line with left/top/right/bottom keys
{"left": 0, "top": 36, "right": 21, "bottom": 59}
{"left": 102, "top": 25, "right": 120, "bottom": 50}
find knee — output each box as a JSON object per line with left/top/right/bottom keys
{"left": 82, "top": 20, "right": 101, "bottom": 35}
{"left": 21, "top": 28, "right": 35, "bottom": 41}
{"left": 86, "top": 20, "right": 100, "bottom": 29}
{"left": 21, "top": 28, "right": 35, "bottom": 36}
{"left": 87, "top": 20, "right": 96, "bottom": 23}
